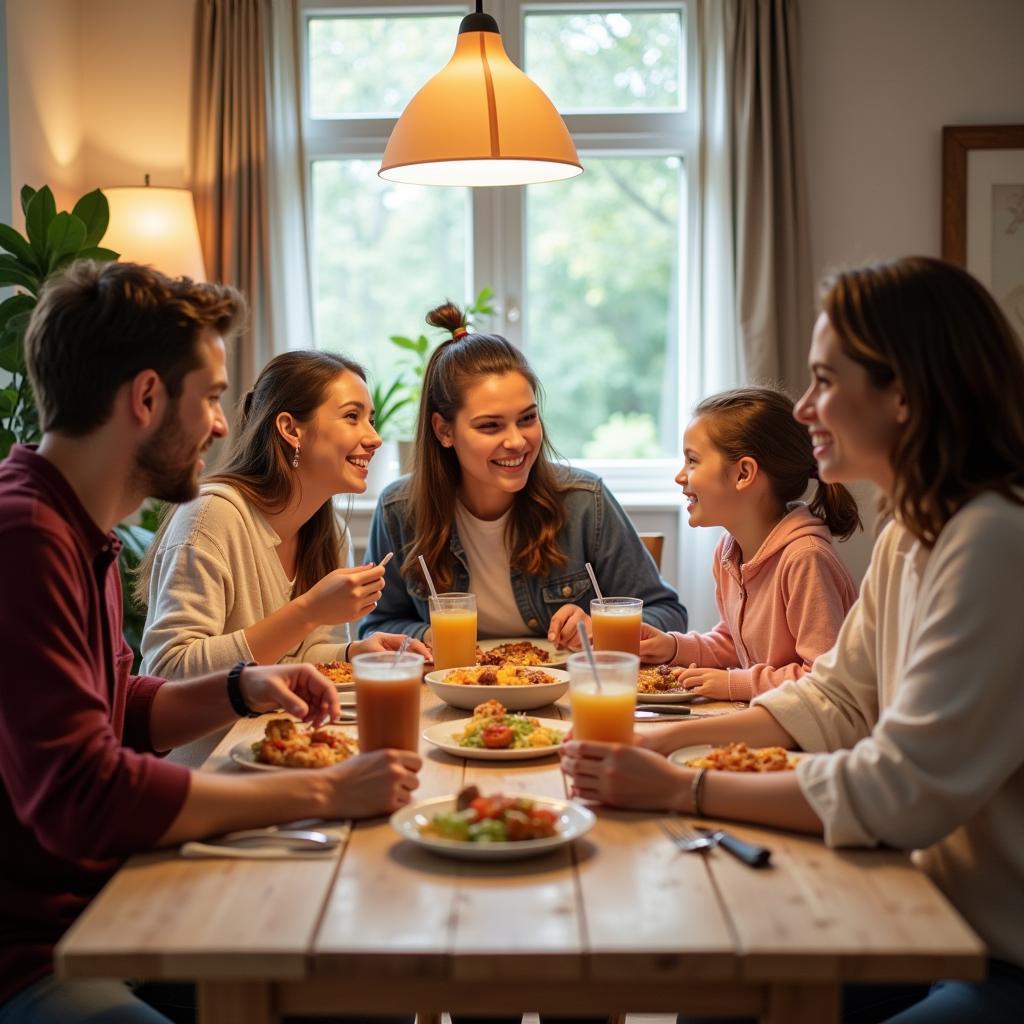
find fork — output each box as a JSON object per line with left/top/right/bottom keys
{"left": 659, "top": 817, "right": 771, "bottom": 868}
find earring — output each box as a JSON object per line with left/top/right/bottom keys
{"left": 292, "top": 443, "right": 300, "bottom": 469}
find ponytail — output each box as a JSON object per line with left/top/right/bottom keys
{"left": 808, "top": 481, "right": 861, "bottom": 541}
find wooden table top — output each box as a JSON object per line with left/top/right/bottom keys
{"left": 56, "top": 687, "right": 984, "bottom": 1023}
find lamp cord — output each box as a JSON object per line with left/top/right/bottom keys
{"left": 476, "top": 0, "right": 482, "bottom": 12}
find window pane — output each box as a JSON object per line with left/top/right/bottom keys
{"left": 524, "top": 10, "right": 684, "bottom": 112}
{"left": 312, "top": 160, "right": 468, "bottom": 433}
{"left": 309, "top": 15, "right": 461, "bottom": 117}
{"left": 525, "top": 157, "right": 683, "bottom": 459}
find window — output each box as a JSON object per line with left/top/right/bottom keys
{"left": 302, "top": 0, "right": 695, "bottom": 473}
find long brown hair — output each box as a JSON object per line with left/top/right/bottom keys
{"left": 822, "top": 256, "right": 1024, "bottom": 546}
{"left": 696, "top": 387, "right": 861, "bottom": 540}
{"left": 136, "top": 350, "right": 366, "bottom": 603}
{"left": 401, "top": 302, "right": 574, "bottom": 592}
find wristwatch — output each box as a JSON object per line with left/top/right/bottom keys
{"left": 227, "top": 660, "right": 260, "bottom": 717}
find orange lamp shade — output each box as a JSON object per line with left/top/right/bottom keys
{"left": 380, "top": 14, "right": 582, "bottom": 187}
{"left": 102, "top": 186, "right": 207, "bottom": 281}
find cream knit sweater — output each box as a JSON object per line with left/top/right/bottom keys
{"left": 755, "top": 491, "right": 1024, "bottom": 968}
{"left": 141, "top": 482, "right": 353, "bottom": 679}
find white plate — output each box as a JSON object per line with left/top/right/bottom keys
{"left": 422, "top": 717, "right": 570, "bottom": 760}
{"left": 425, "top": 666, "right": 570, "bottom": 711}
{"left": 230, "top": 730, "right": 358, "bottom": 772}
{"left": 230, "top": 741, "right": 284, "bottom": 772}
{"left": 636, "top": 689, "right": 699, "bottom": 704}
{"left": 477, "top": 637, "right": 569, "bottom": 668}
{"left": 668, "top": 744, "right": 802, "bottom": 769}
{"left": 390, "top": 794, "right": 594, "bottom": 860}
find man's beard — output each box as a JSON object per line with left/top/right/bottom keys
{"left": 133, "top": 400, "right": 208, "bottom": 504}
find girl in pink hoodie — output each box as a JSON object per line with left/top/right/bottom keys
{"left": 639, "top": 387, "right": 860, "bottom": 701}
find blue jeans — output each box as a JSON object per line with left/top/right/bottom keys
{"left": 675, "top": 958, "right": 1024, "bottom": 1024}
{"left": 0, "top": 976, "right": 416, "bottom": 1024}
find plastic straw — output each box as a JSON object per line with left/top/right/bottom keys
{"left": 577, "top": 622, "right": 603, "bottom": 692}
{"left": 418, "top": 554, "right": 440, "bottom": 603}
{"left": 391, "top": 633, "right": 412, "bottom": 667}
{"left": 584, "top": 562, "right": 604, "bottom": 601}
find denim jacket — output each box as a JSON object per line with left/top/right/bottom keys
{"left": 360, "top": 466, "right": 687, "bottom": 639}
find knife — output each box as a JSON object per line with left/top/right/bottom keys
{"left": 636, "top": 704, "right": 691, "bottom": 715}
{"left": 212, "top": 829, "right": 340, "bottom": 852}
{"left": 698, "top": 827, "right": 771, "bottom": 867}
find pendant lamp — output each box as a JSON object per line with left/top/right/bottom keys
{"left": 379, "top": 2, "right": 582, "bottom": 187}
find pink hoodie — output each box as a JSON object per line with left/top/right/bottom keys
{"left": 670, "top": 504, "right": 857, "bottom": 701}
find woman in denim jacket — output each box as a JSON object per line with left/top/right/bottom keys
{"left": 361, "top": 302, "right": 687, "bottom": 646}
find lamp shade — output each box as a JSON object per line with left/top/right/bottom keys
{"left": 102, "top": 186, "right": 207, "bottom": 280}
{"left": 379, "top": 12, "right": 582, "bottom": 187}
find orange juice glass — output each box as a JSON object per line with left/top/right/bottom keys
{"left": 567, "top": 651, "right": 639, "bottom": 743}
{"left": 353, "top": 652, "right": 424, "bottom": 753}
{"left": 590, "top": 597, "right": 643, "bottom": 657}
{"left": 428, "top": 592, "right": 477, "bottom": 670}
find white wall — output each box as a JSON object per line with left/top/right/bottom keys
{"left": 800, "top": 0, "right": 1024, "bottom": 580}
{"left": 5, "top": 0, "right": 192, "bottom": 217}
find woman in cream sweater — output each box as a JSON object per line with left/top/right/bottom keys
{"left": 139, "top": 350, "right": 428, "bottom": 680}
{"left": 561, "top": 257, "right": 1024, "bottom": 1022}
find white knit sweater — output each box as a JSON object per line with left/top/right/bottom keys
{"left": 141, "top": 482, "right": 353, "bottom": 679}
{"left": 755, "top": 491, "right": 1024, "bottom": 968}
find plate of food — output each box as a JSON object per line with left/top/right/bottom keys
{"left": 422, "top": 700, "right": 569, "bottom": 760}
{"left": 668, "top": 742, "right": 802, "bottom": 772}
{"left": 231, "top": 717, "right": 358, "bottom": 771}
{"left": 476, "top": 638, "right": 567, "bottom": 668}
{"left": 636, "top": 665, "right": 699, "bottom": 703}
{"left": 390, "top": 785, "right": 594, "bottom": 860}
{"left": 315, "top": 660, "right": 354, "bottom": 690}
{"left": 425, "top": 665, "right": 569, "bottom": 710}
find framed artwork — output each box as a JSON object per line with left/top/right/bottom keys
{"left": 942, "top": 124, "right": 1024, "bottom": 339}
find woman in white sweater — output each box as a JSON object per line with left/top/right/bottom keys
{"left": 139, "top": 350, "right": 429, "bottom": 680}
{"left": 560, "top": 256, "right": 1024, "bottom": 1022}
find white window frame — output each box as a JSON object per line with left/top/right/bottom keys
{"left": 299, "top": 0, "right": 697, "bottom": 494}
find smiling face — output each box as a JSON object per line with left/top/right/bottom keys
{"left": 434, "top": 371, "right": 543, "bottom": 518}
{"left": 794, "top": 313, "right": 906, "bottom": 495}
{"left": 134, "top": 329, "right": 229, "bottom": 502}
{"left": 674, "top": 415, "right": 738, "bottom": 528}
{"left": 296, "top": 371, "right": 381, "bottom": 497}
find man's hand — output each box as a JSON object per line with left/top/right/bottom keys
{"left": 559, "top": 740, "right": 686, "bottom": 811}
{"left": 548, "top": 604, "right": 589, "bottom": 649}
{"left": 239, "top": 664, "right": 341, "bottom": 724}
{"left": 325, "top": 749, "right": 422, "bottom": 818}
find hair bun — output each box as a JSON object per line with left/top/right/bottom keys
{"left": 425, "top": 301, "right": 466, "bottom": 335}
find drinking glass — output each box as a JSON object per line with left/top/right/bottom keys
{"left": 590, "top": 597, "right": 643, "bottom": 657}
{"left": 353, "top": 651, "right": 425, "bottom": 752}
{"left": 567, "top": 650, "right": 639, "bottom": 743}
{"left": 428, "top": 592, "right": 477, "bottom": 669}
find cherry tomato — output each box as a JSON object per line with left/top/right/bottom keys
{"left": 482, "top": 724, "right": 514, "bottom": 749}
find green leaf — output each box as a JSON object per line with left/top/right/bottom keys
{"left": 387, "top": 334, "right": 422, "bottom": 353}
{"left": 0, "top": 294, "right": 35, "bottom": 332}
{"left": 20, "top": 186, "right": 36, "bottom": 217}
{"left": 0, "top": 428, "right": 16, "bottom": 461}
{"left": 72, "top": 189, "right": 110, "bottom": 248}
{"left": 0, "top": 223, "right": 37, "bottom": 269}
{"left": 0, "top": 388, "right": 15, "bottom": 417}
{"left": 0, "top": 335, "right": 20, "bottom": 373}
{"left": 74, "top": 246, "right": 119, "bottom": 263}
{"left": 414, "top": 333, "right": 430, "bottom": 353}
{"left": 0, "top": 255, "right": 39, "bottom": 292}
{"left": 24, "top": 186, "right": 57, "bottom": 263}
{"left": 46, "top": 213, "right": 88, "bottom": 270}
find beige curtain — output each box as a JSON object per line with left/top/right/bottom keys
{"left": 190, "top": 0, "right": 313, "bottom": 406}
{"left": 727, "top": 0, "right": 814, "bottom": 395}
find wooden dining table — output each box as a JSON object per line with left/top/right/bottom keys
{"left": 57, "top": 686, "right": 984, "bottom": 1024}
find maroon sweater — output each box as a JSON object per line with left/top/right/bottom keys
{"left": 0, "top": 446, "right": 191, "bottom": 1005}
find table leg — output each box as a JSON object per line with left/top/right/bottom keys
{"left": 765, "top": 983, "right": 839, "bottom": 1024}
{"left": 198, "top": 981, "right": 275, "bottom": 1024}
{"left": 417, "top": 1013, "right": 443, "bottom": 1024}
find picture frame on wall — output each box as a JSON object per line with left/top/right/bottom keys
{"left": 942, "top": 124, "right": 1024, "bottom": 340}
